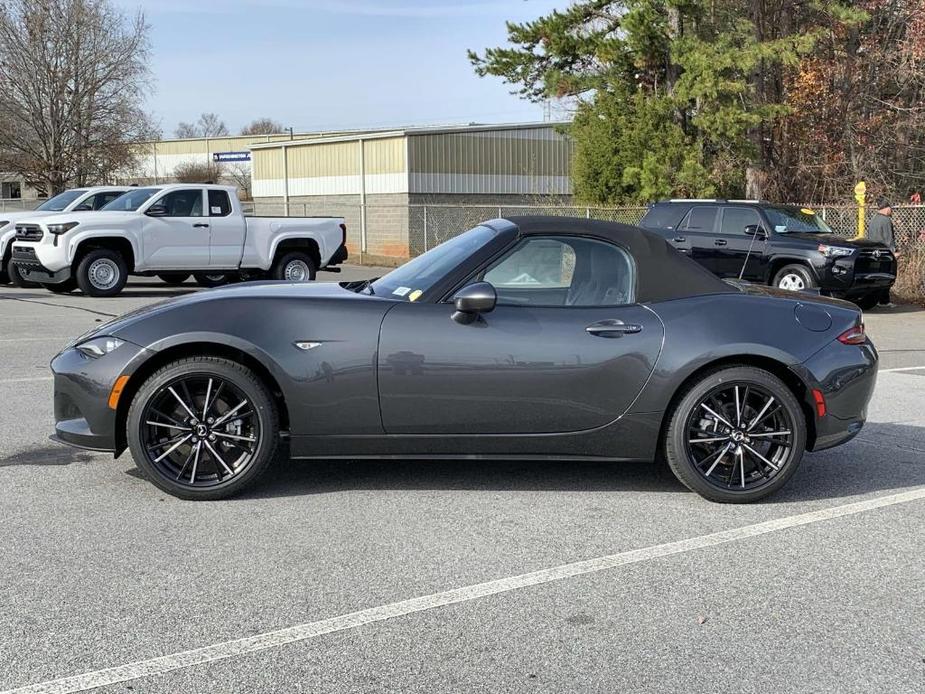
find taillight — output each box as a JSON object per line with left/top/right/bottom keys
{"left": 339, "top": 223, "right": 346, "bottom": 247}
{"left": 837, "top": 323, "right": 866, "bottom": 345}
{"left": 811, "top": 388, "right": 827, "bottom": 417}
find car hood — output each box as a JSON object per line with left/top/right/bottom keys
{"left": 780, "top": 232, "right": 888, "bottom": 249}
{"left": 83, "top": 281, "right": 380, "bottom": 344}
{"left": 23, "top": 211, "right": 135, "bottom": 229}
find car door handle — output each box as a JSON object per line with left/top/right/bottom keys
{"left": 673, "top": 236, "right": 686, "bottom": 243}
{"left": 714, "top": 239, "right": 727, "bottom": 246}
{"left": 193, "top": 223, "right": 210, "bottom": 228}
{"left": 585, "top": 320, "right": 642, "bottom": 338}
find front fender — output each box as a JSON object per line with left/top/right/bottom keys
{"left": 65, "top": 230, "right": 140, "bottom": 266}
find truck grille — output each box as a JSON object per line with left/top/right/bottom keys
{"left": 15, "top": 224, "right": 43, "bottom": 242}
{"left": 855, "top": 248, "right": 894, "bottom": 275}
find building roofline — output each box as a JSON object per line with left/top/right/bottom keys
{"left": 247, "top": 121, "right": 572, "bottom": 150}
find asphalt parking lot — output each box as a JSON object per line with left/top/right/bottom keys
{"left": 1, "top": 272, "right": 924, "bottom": 694}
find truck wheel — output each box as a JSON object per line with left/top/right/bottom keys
{"left": 773, "top": 264, "right": 816, "bottom": 292}
{"left": 194, "top": 273, "right": 230, "bottom": 288}
{"left": 0, "top": 261, "right": 8, "bottom": 284}
{"left": 271, "top": 251, "right": 317, "bottom": 282}
{"left": 43, "top": 279, "right": 78, "bottom": 294}
{"left": 8, "top": 263, "right": 39, "bottom": 288}
{"left": 75, "top": 248, "right": 128, "bottom": 297}
{"left": 157, "top": 273, "right": 191, "bottom": 286}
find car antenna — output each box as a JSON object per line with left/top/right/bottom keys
{"left": 738, "top": 226, "right": 764, "bottom": 281}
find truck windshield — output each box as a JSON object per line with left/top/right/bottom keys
{"left": 36, "top": 190, "right": 87, "bottom": 212}
{"left": 368, "top": 225, "right": 499, "bottom": 301}
{"left": 766, "top": 207, "right": 834, "bottom": 234}
{"left": 101, "top": 188, "right": 158, "bottom": 212}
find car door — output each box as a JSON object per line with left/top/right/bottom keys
{"left": 678, "top": 205, "right": 721, "bottom": 272}
{"left": 716, "top": 206, "right": 768, "bottom": 280}
{"left": 205, "top": 189, "right": 246, "bottom": 268}
{"left": 139, "top": 189, "right": 211, "bottom": 269}
{"left": 377, "top": 234, "right": 664, "bottom": 435}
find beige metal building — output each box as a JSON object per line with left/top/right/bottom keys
{"left": 248, "top": 122, "right": 574, "bottom": 261}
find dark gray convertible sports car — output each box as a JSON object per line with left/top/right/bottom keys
{"left": 50, "top": 217, "right": 877, "bottom": 503}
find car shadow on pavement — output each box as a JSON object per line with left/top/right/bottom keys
{"left": 0, "top": 289, "right": 197, "bottom": 300}
{"left": 226, "top": 421, "right": 925, "bottom": 503}
{"left": 0, "top": 444, "right": 98, "bottom": 467}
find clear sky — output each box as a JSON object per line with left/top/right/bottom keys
{"left": 114, "top": 0, "right": 565, "bottom": 138}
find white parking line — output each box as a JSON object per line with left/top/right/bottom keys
{"left": 0, "top": 376, "right": 52, "bottom": 384}
{"left": 4, "top": 486, "right": 924, "bottom": 694}
{"left": 880, "top": 365, "right": 925, "bottom": 373}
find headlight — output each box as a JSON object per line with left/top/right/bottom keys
{"left": 76, "top": 336, "right": 124, "bottom": 358}
{"left": 817, "top": 244, "right": 854, "bottom": 258}
{"left": 47, "top": 221, "right": 79, "bottom": 235}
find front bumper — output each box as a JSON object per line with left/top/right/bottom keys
{"left": 51, "top": 340, "right": 150, "bottom": 453}
{"left": 816, "top": 256, "right": 896, "bottom": 296}
{"left": 11, "top": 246, "right": 71, "bottom": 284}
{"left": 794, "top": 338, "right": 878, "bottom": 451}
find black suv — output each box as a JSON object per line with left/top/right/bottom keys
{"left": 639, "top": 200, "right": 896, "bottom": 308}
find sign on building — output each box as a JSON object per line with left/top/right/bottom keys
{"left": 213, "top": 152, "right": 251, "bottom": 163}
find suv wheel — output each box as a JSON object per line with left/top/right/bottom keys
{"left": 773, "top": 264, "right": 816, "bottom": 292}
{"left": 76, "top": 248, "right": 128, "bottom": 297}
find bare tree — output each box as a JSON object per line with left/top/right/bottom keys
{"left": 224, "top": 161, "right": 252, "bottom": 198}
{"left": 240, "top": 118, "right": 284, "bottom": 136}
{"left": 0, "top": 0, "right": 155, "bottom": 194}
{"left": 173, "top": 159, "right": 223, "bottom": 183}
{"left": 175, "top": 112, "right": 229, "bottom": 139}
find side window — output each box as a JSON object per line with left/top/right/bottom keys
{"left": 91, "top": 192, "right": 124, "bottom": 210}
{"left": 719, "top": 207, "right": 762, "bottom": 235}
{"left": 681, "top": 206, "right": 718, "bottom": 231}
{"left": 155, "top": 189, "right": 203, "bottom": 217}
{"left": 481, "top": 236, "right": 633, "bottom": 307}
{"left": 208, "top": 190, "right": 232, "bottom": 217}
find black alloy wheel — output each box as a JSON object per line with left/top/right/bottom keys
{"left": 127, "top": 356, "right": 279, "bottom": 499}
{"left": 664, "top": 366, "right": 806, "bottom": 503}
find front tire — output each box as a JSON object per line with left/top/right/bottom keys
{"left": 8, "top": 262, "right": 39, "bottom": 288}
{"left": 663, "top": 366, "right": 807, "bottom": 503}
{"left": 193, "top": 273, "right": 230, "bottom": 288}
{"left": 270, "top": 251, "right": 317, "bottom": 282}
{"left": 75, "top": 249, "right": 128, "bottom": 297}
{"left": 126, "top": 356, "right": 280, "bottom": 500}
{"left": 854, "top": 292, "right": 880, "bottom": 311}
{"left": 773, "top": 264, "right": 816, "bottom": 292}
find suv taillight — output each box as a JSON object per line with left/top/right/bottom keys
{"left": 837, "top": 324, "right": 866, "bottom": 345}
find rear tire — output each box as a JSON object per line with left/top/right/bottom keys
{"left": 194, "top": 273, "right": 230, "bottom": 288}
{"left": 270, "top": 251, "right": 317, "bottom": 282}
{"left": 854, "top": 293, "right": 880, "bottom": 311}
{"left": 43, "top": 279, "right": 78, "bottom": 294}
{"left": 773, "top": 264, "right": 816, "bottom": 292}
{"left": 126, "top": 356, "right": 280, "bottom": 500}
{"left": 8, "top": 262, "right": 39, "bottom": 288}
{"left": 663, "top": 366, "right": 807, "bottom": 503}
{"left": 75, "top": 248, "right": 128, "bottom": 297}
{"left": 157, "top": 273, "right": 191, "bottom": 286}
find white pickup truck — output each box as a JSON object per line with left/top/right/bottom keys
{"left": 0, "top": 186, "right": 130, "bottom": 288}
{"left": 11, "top": 184, "right": 348, "bottom": 296}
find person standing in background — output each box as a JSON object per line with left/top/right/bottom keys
{"left": 867, "top": 198, "right": 897, "bottom": 307}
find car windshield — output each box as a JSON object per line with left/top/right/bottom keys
{"left": 101, "top": 188, "right": 158, "bottom": 211}
{"left": 36, "top": 189, "right": 87, "bottom": 212}
{"left": 766, "top": 207, "right": 834, "bottom": 234}
{"left": 368, "top": 225, "right": 499, "bottom": 300}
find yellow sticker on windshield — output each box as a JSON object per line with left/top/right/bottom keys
{"left": 408, "top": 289, "right": 423, "bottom": 302}
{"left": 801, "top": 208, "right": 815, "bottom": 215}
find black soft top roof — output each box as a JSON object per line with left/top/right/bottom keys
{"left": 504, "top": 216, "right": 737, "bottom": 303}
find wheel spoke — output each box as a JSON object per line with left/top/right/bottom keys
{"left": 734, "top": 386, "right": 742, "bottom": 427}
{"left": 213, "top": 400, "right": 248, "bottom": 427}
{"left": 689, "top": 435, "right": 729, "bottom": 444}
{"left": 738, "top": 448, "right": 746, "bottom": 488}
{"left": 149, "top": 407, "right": 185, "bottom": 428}
{"left": 145, "top": 421, "right": 191, "bottom": 432}
{"left": 702, "top": 443, "right": 731, "bottom": 477}
{"left": 202, "top": 378, "right": 213, "bottom": 420}
{"left": 153, "top": 434, "right": 191, "bottom": 464}
{"left": 189, "top": 441, "right": 202, "bottom": 483}
{"left": 203, "top": 439, "right": 235, "bottom": 476}
{"left": 746, "top": 396, "right": 776, "bottom": 432}
{"left": 749, "top": 430, "right": 791, "bottom": 439}
{"left": 742, "top": 443, "right": 782, "bottom": 472}
{"left": 213, "top": 431, "right": 257, "bottom": 444}
{"left": 175, "top": 444, "right": 197, "bottom": 480}
{"left": 700, "top": 403, "right": 735, "bottom": 430}
{"left": 168, "top": 386, "right": 198, "bottom": 421}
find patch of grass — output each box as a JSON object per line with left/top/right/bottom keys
{"left": 894, "top": 247, "right": 925, "bottom": 305}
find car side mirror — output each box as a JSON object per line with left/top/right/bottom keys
{"left": 744, "top": 224, "right": 767, "bottom": 238}
{"left": 452, "top": 282, "right": 496, "bottom": 324}
{"left": 146, "top": 204, "right": 168, "bottom": 217}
